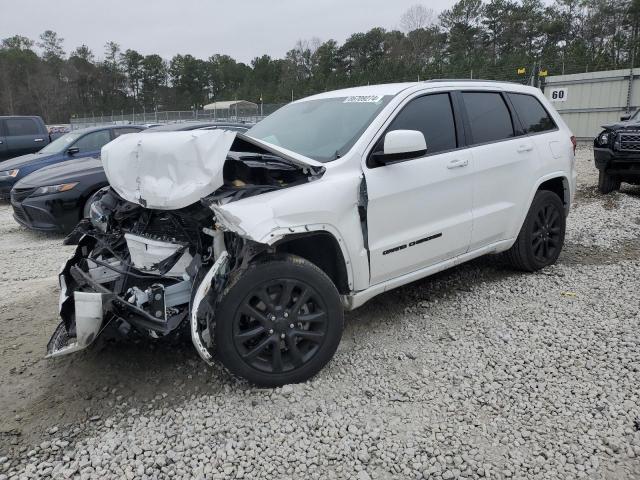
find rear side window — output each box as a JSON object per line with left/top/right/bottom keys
{"left": 462, "top": 92, "right": 514, "bottom": 144}
{"left": 5, "top": 118, "right": 40, "bottom": 136}
{"left": 74, "top": 130, "right": 112, "bottom": 152}
{"left": 386, "top": 93, "right": 457, "bottom": 155}
{"left": 508, "top": 93, "right": 556, "bottom": 133}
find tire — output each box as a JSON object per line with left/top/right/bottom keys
{"left": 82, "top": 190, "right": 102, "bottom": 218}
{"left": 505, "top": 190, "right": 566, "bottom": 272}
{"left": 214, "top": 254, "right": 344, "bottom": 387}
{"left": 598, "top": 170, "right": 620, "bottom": 194}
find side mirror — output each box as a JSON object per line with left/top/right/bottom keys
{"left": 372, "top": 130, "right": 427, "bottom": 165}
{"left": 67, "top": 147, "right": 80, "bottom": 155}
{"left": 620, "top": 113, "right": 631, "bottom": 121}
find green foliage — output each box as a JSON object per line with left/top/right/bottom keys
{"left": 0, "top": 0, "right": 637, "bottom": 122}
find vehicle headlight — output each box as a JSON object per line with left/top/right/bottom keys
{"left": 31, "top": 182, "right": 78, "bottom": 197}
{"left": 0, "top": 169, "right": 19, "bottom": 179}
{"left": 598, "top": 133, "right": 609, "bottom": 145}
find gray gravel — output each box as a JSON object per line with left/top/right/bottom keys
{"left": 1, "top": 146, "right": 640, "bottom": 480}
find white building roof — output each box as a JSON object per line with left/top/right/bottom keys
{"left": 203, "top": 100, "right": 258, "bottom": 111}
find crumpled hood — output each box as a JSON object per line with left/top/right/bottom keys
{"left": 101, "top": 129, "right": 324, "bottom": 210}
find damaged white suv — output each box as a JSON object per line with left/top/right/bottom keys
{"left": 48, "top": 81, "right": 576, "bottom": 386}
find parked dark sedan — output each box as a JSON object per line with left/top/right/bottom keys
{"left": 0, "top": 125, "right": 143, "bottom": 200}
{"left": 11, "top": 123, "right": 251, "bottom": 233}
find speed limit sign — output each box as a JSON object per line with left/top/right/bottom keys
{"left": 549, "top": 88, "right": 568, "bottom": 102}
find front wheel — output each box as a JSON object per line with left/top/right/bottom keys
{"left": 505, "top": 190, "right": 566, "bottom": 272}
{"left": 598, "top": 171, "right": 620, "bottom": 194}
{"left": 214, "top": 254, "right": 344, "bottom": 387}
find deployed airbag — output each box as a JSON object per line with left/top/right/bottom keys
{"left": 101, "top": 130, "right": 236, "bottom": 210}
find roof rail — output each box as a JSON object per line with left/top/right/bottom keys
{"left": 423, "top": 78, "right": 521, "bottom": 85}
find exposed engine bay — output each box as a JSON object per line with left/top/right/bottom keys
{"left": 47, "top": 132, "right": 324, "bottom": 362}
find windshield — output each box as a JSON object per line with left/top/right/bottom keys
{"left": 39, "top": 132, "right": 83, "bottom": 154}
{"left": 247, "top": 95, "right": 392, "bottom": 162}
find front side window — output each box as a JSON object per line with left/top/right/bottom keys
{"left": 5, "top": 118, "right": 40, "bottom": 136}
{"left": 247, "top": 95, "right": 392, "bottom": 162}
{"left": 384, "top": 93, "right": 457, "bottom": 155}
{"left": 74, "top": 130, "right": 112, "bottom": 152}
{"left": 462, "top": 92, "right": 514, "bottom": 144}
{"left": 508, "top": 93, "right": 556, "bottom": 134}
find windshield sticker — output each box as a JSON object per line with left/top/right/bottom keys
{"left": 343, "top": 95, "right": 384, "bottom": 103}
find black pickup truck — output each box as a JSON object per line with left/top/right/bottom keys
{"left": 593, "top": 110, "right": 640, "bottom": 193}
{"left": 0, "top": 116, "right": 50, "bottom": 161}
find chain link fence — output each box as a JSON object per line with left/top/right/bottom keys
{"left": 70, "top": 104, "right": 286, "bottom": 130}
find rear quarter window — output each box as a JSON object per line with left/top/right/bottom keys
{"left": 5, "top": 118, "right": 41, "bottom": 136}
{"left": 508, "top": 93, "right": 557, "bottom": 134}
{"left": 462, "top": 92, "right": 514, "bottom": 145}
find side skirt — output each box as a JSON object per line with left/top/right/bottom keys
{"left": 341, "top": 238, "right": 514, "bottom": 310}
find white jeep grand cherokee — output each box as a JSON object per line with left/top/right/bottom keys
{"left": 48, "top": 80, "right": 576, "bottom": 386}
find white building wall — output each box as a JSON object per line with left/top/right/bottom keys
{"left": 543, "top": 68, "right": 639, "bottom": 139}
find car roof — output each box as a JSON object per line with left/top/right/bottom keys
{"left": 299, "top": 79, "right": 540, "bottom": 102}
{"left": 69, "top": 125, "right": 145, "bottom": 135}
{"left": 143, "top": 122, "right": 251, "bottom": 132}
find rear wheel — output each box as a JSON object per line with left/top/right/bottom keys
{"left": 598, "top": 171, "right": 620, "bottom": 194}
{"left": 215, "top": 254, "right": 343, "bottom": 386}
{"left": 505, "top": 190, "right": 566, "bottom": 272}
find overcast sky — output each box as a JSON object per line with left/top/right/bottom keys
{"left": 1, "top": 0, "right": 460, "bottom": 63}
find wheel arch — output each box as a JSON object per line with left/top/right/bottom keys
{"left": 536, "top": 175, "right": 570, "bottom": 215}
{"left": 271, "top": 231, "right": 351, "bottom": 295}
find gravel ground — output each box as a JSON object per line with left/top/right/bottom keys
{"left": 1, "top": 146, "right": 639, "bottom": 480}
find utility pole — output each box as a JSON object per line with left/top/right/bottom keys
{"left": 626, "top": 28, "right": 637, "bottom": 113}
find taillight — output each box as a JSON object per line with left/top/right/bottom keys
{"left": 570, "top": 135, "right": 577, "bottom": 154}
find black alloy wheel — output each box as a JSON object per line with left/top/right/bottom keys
{"left": 505, "top": 190, "right": 566, "bottom": 272}
{"left": 215, "top": 254, "right": 343, "bottom": 386}
{"left": 531, "top": 204, "right": 562, "bottom": 263}
{"left": 232, "top": 278, "right": 329, "bottom": 374}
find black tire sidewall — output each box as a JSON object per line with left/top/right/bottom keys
{"left": 598, "top": 171, "right": 620, "bottom": 194}
{"left": 214, "top": 256, "right": 344, "bottom": 386}
{"left": 520, "top": 191, "right": 566, "bottom": 270}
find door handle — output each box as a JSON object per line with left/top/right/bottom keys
{"left": 517, "top": 144, "right": 533, "bottom": 153}
{"left": 447, "top": 158, "right": 468, "bottom": 169}
{"left": 0, "top": 140, "right": 3, "bottom": 144}
{"left": 34, "top": 138, "right": 44, "bottom": 142}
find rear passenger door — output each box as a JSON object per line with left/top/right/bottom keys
{"left": 459, "top": 91, "right": 537, "bottom": 250}
{"left": 3, "top": 117, "right": 47, "bottom": 157}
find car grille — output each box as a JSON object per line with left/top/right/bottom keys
{"left": 618, "top": 133, "right": 640, "bottom": 152}
{"left": 11, "top": 187, "right": 37, "bottom": 203}
{"left": 27, "top": 208, "right": 53, "bottom": 224}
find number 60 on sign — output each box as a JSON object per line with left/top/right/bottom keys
{"left": 549, "top": 88, "right": 568, "bottom": 102}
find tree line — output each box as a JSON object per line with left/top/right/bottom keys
{"left": 1, "top": 0, "right": 638, "bottom": 123}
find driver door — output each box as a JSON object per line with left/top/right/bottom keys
{"left": 363, "top": 92, "right": 474, "bottom": 285}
